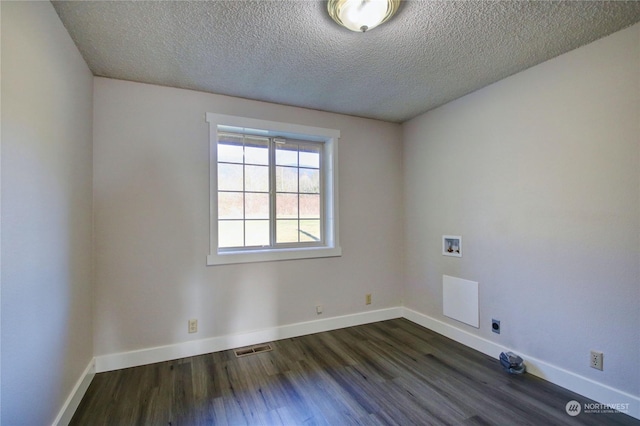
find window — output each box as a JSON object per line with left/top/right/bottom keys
{"left": 206, "top": 113, "right": 341, "bottom": 265}
{"left": 217, "top": 134, "right": 322, "bottom": 248}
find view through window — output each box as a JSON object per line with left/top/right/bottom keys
{"left": 217, "top": 132, "right": 323, "bottom": 249}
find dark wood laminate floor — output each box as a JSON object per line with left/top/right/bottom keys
{"left": 71, "top": 319, "right": 639, "bottom": 425}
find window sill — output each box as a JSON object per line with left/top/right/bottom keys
{"left": 207, "top": 246, "right": 342, "bottom": 266}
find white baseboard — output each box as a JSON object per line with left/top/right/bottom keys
{"left": 401, "top": 307, "right": 640, "bottom": 421}
{"left": 53, "top": 358, "right": 96, "bottom": 426}
{"left": 94, "top": 307, "right": 403, "bottom": 373}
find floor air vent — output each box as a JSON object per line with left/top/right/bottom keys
{"left": 234, "top": 343, "right": 273, "bottom": 357}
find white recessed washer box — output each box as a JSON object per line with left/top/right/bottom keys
{"left": 443, "top": 235, "right": 462, "bottom": 257}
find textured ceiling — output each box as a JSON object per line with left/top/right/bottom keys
{"left": 52, "top": 1, "right": 640, "bottom": 123}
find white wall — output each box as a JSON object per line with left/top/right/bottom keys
{"left": 1, "top": 2, "right": 94, "bottom": 425}
{"left": 403, "top": 22, "right": 639, "bottom": 398}
{"left": 93, "top": 78, "right": 404, "bottom": 357}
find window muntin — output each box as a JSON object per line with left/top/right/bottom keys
{"left": 206, "top": 113, "right": 341, "bottom": 265}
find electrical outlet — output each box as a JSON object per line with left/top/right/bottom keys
{"left": 316, "top": 305, "right": 323, "bottom": 315}
{"left": 365, "top": 294, "right": 372, "bottom": 305}
{"left": 491, "top": 319, "right": 500, "bottom": 334}
{"left": 188, "top": 319, "right": 198, "bottom": 334}
{"left": 590, "top": 350, "right": 603, "bottom": 371}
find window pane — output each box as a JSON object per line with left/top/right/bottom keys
{"left": 299, "top": 169, "right": 320, "bottom": 193}
{"left": 300, "top": 194, "right": 320, "bottom": 218}
{"left": 276, "top": 193, "right": 298, "bottom": 219}
{"left": 244, "top": 137, "right": 269, "bottom": 165}
{"left": 276, "top": 166, "right": 298, "bottom": 192}
{"left": 218, "top": 135, "right": 244, "bottom": 164}
{"left": 219, "top": 220, "right": 243, "bottom": 248}
{"left": 214, "top": 124, "right": 330, "bottom": 256}
{"left": 245, "top": 193, "right": 269, "bottom": 219}
{"left": 276, "top": 220, "right": 299, "bottom": 243}
{"left": 245, "top": 165, "right": 269, "bottom": 192}
{"left": 276, "top": 144, "right": 298, "bottom": 167}
{"left": 245, "top": 220, "right": 269, "bottom": 246}
{"left": 299, "top": 220, "right": 321, "bottom": 242}
{"left": 218, "top": 163, "right": 243, "bottom": 191}
{"left": 219, "top": 192, "right": 243, "bottom": 219}
{"left": 299, "top": 145, "right": 320, "bottom": 168}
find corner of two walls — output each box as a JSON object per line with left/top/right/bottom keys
{"left": 402, "top": 22, "right": 639, "bottom": 413}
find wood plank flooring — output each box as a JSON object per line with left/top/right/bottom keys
{"left": 71, "top": 319, "right": 639, "bottom": 425}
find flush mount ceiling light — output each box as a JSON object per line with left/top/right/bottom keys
{"left": 328, "top": 0, "right": 401, "bottom": 32}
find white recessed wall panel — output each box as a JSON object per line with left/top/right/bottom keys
{"left": 443, "top": 275, "right": 479, "bottom": 328}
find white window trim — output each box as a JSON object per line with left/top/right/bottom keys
{"left": 206, "top": 113, "right": 342, "bottom": 266}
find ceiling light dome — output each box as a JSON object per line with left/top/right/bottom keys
{"left": 328, "top": 0, "right": 401, "bottom": 33}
